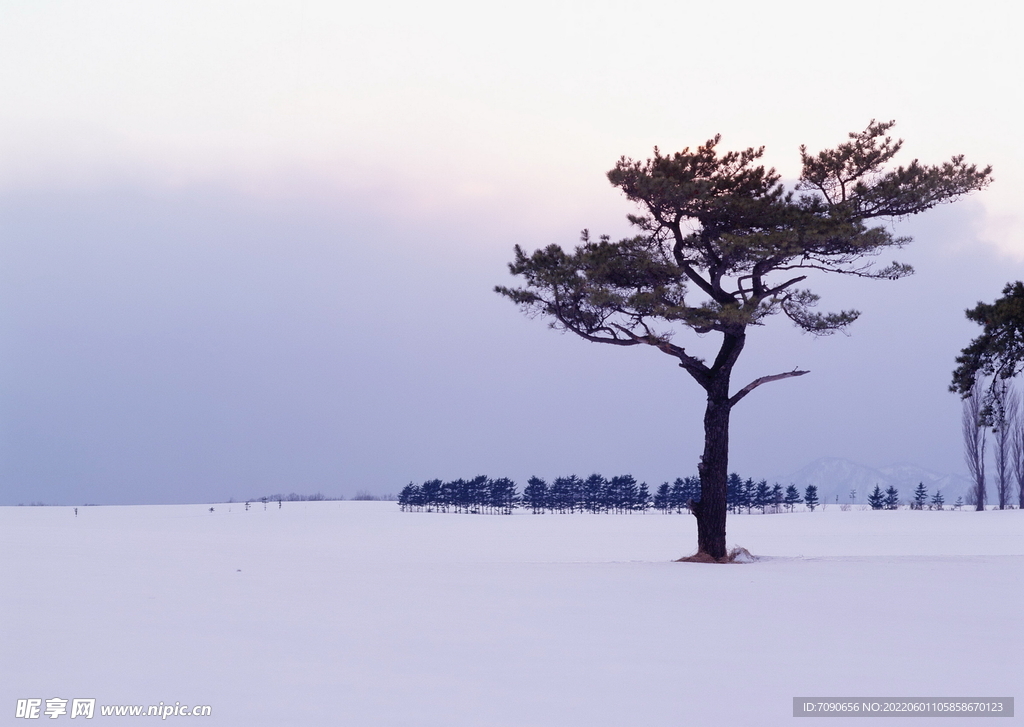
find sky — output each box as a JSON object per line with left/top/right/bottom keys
{"left": 1, "top": 1, "right": 1022, "bottom": 504}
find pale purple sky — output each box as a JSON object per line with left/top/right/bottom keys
{"left": 1, "top": 1, "right": 1021, "bottom": 504}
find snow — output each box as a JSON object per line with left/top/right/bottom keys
{"left": 2, "top": 503, "right": 1021, "bottom": 725}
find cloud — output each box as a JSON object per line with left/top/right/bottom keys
{"left": 1, "top": 1, "right": 1019, "bottom": 252}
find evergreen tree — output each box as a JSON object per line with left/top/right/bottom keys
{"left": 668, "top": 478, "right": 687, "bottom": 513}
{"left": 489, "top": 477, "right": 519, "bottom": 514}
{"left": 566, "top": 474, "right": 585, "bottom": 512}
{"left": 421, "top": 479, "right": 443, "bottom": 512}
{"left": 726, "top": 473, "right": 743, "bottom": 513}
{"left": 770, "top": 483, "right": 783, "bottom": 514}
{"left": 500, "top": 122, "right": 990, "bottom": 558}
{"left": 930, "top": 489, "right": 944, "bottom": 510}
{"left": 410, "top": 482, "right": 426, "bottom": 510}
{"left": 740, "top": 477, "right": 754, "bottom": 514}
{"left": 681, "top": 476, "right": 701, "bottom": 511}
{"left": 783, "top": 484, "right": 801, "bottom": 512}
{"left": 952, "top": 282, "right": 1024, "bottom": 396}
{"left": 754, "top": 480, "right": 771, "bottom": 514}
{"left": 466, "top": 475, "right": 489, "bottom": 513}
{"left": 435, "top": 479, "right": 454, "bottom": 512}
{"left": 653, "top": 482, "right": 671, "bottom": 513}
{"left": 884, "top": 485, "right": 900, "bottom": 510}
{"left": 583, "top": 474, "right": 606, "bottom": 513}
{"left": 636, "top": 482, "right": 651, "bottom": 512}
{"left": 398, "top": 483, "right": 418, "bottom": 512}
{"left": 523, "top": 476, "right": 548, "bottom": 514}
{"left": 804, "top": 484, "right": 819, "bottom": 512}
{"left": 455, "top": 478, "right": 471, "bottom": 513}
{"left": 609, "top": 474, "right": 639, "bottom": 513}
{"left": 913, "top": 482, "right": 928, "bottom": 510}
{"left": 954, "top": 495, "right": 964, "bottom": 509}
{"left": 867, "top": 484, "right": 885, "bottom": 510}
{"left": 548, "top": 476, "right": 571, "bottom": 513}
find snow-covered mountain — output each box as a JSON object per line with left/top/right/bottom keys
{"left": 779, "top": 457, "right": 972, "bottom": 505}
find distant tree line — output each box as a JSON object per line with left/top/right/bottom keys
{"left": 245, "top": 492, "right": 337, "bottom": 503}
{"left": 351, "top": 490, "right": 397, "bottom": 501}
{"left": 400, "top": 476, "right": 970, "bottom": 514}
{"left": 399, "top": 475, "right": 825, "bottom": 515}
{"left": 236, "top": 491, "right": 397, "bottom": 504}
{"left": 398, "top": 476, "right": 519, "bottom": 514}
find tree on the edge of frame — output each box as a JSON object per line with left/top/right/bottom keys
{"left": 951, "top": 282, "right": 1024, "bottom": 397}
{"left": 497, "top": 121, "right": 991, "bottom": 560}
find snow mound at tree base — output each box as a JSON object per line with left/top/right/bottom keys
{"left": 729, "top": 546, "right": 757, "bottom": 563}
{"left": 676, "top": 546, "right": 757, "bottom": 563}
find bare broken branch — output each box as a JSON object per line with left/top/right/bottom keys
{"left": 729, "top": 369, "right": 810, "bottom": 407}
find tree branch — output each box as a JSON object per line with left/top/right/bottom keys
{"left": 762, "top": 275, "right": 807, "bottom": 298}
{"left": 729, "top": 368, "right": 810, "bottom": 407}
{"left": 773, "top": 261, "right": 907, "bottom": 279}
{"left": 609, "top": 323, "right": 711, "bottom": 380}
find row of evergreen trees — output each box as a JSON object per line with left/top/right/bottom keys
{"left": 723, "top": 475, "right": 816, "bottom": 514}
{"left": 398, "top": 475, "right": 823, "bottom": 514}
{"left": 398, "top": 476, "right": 519, "bottom": 514}
{"left": 398, "top": 476, "right": 959, "bottom": 514}
{"left": 868, "top": 482, "right": 948, "bottom": 510}
{"left": 398, "top": 475, "right": 653, "bottom": 514}
{"left": 522, "top": 475, "right": 651, "bottom": 513}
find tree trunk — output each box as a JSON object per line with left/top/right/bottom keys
{"left": 694, "top": 383, "right": 731, "bottom": 559}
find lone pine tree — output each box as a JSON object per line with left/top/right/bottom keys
{"left": 498, "top": 121, "right": 990, "bottom": 559}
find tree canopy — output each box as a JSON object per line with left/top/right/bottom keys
{"left": 498, "top": 121, "right": 991, "bottom": 559}
{"left": 499, "top": 121, "right": 989, "bottom": 392}
{"left": 951, "top": 281, "right": 1024, "bottom": 396}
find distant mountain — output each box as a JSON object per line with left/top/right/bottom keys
{"left": 779, "top": 457, "right": 972, "bottom": 505}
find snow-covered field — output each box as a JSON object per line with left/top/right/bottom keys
{"left": 2, "top": 502, "right": 1021, "bottom": 725}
